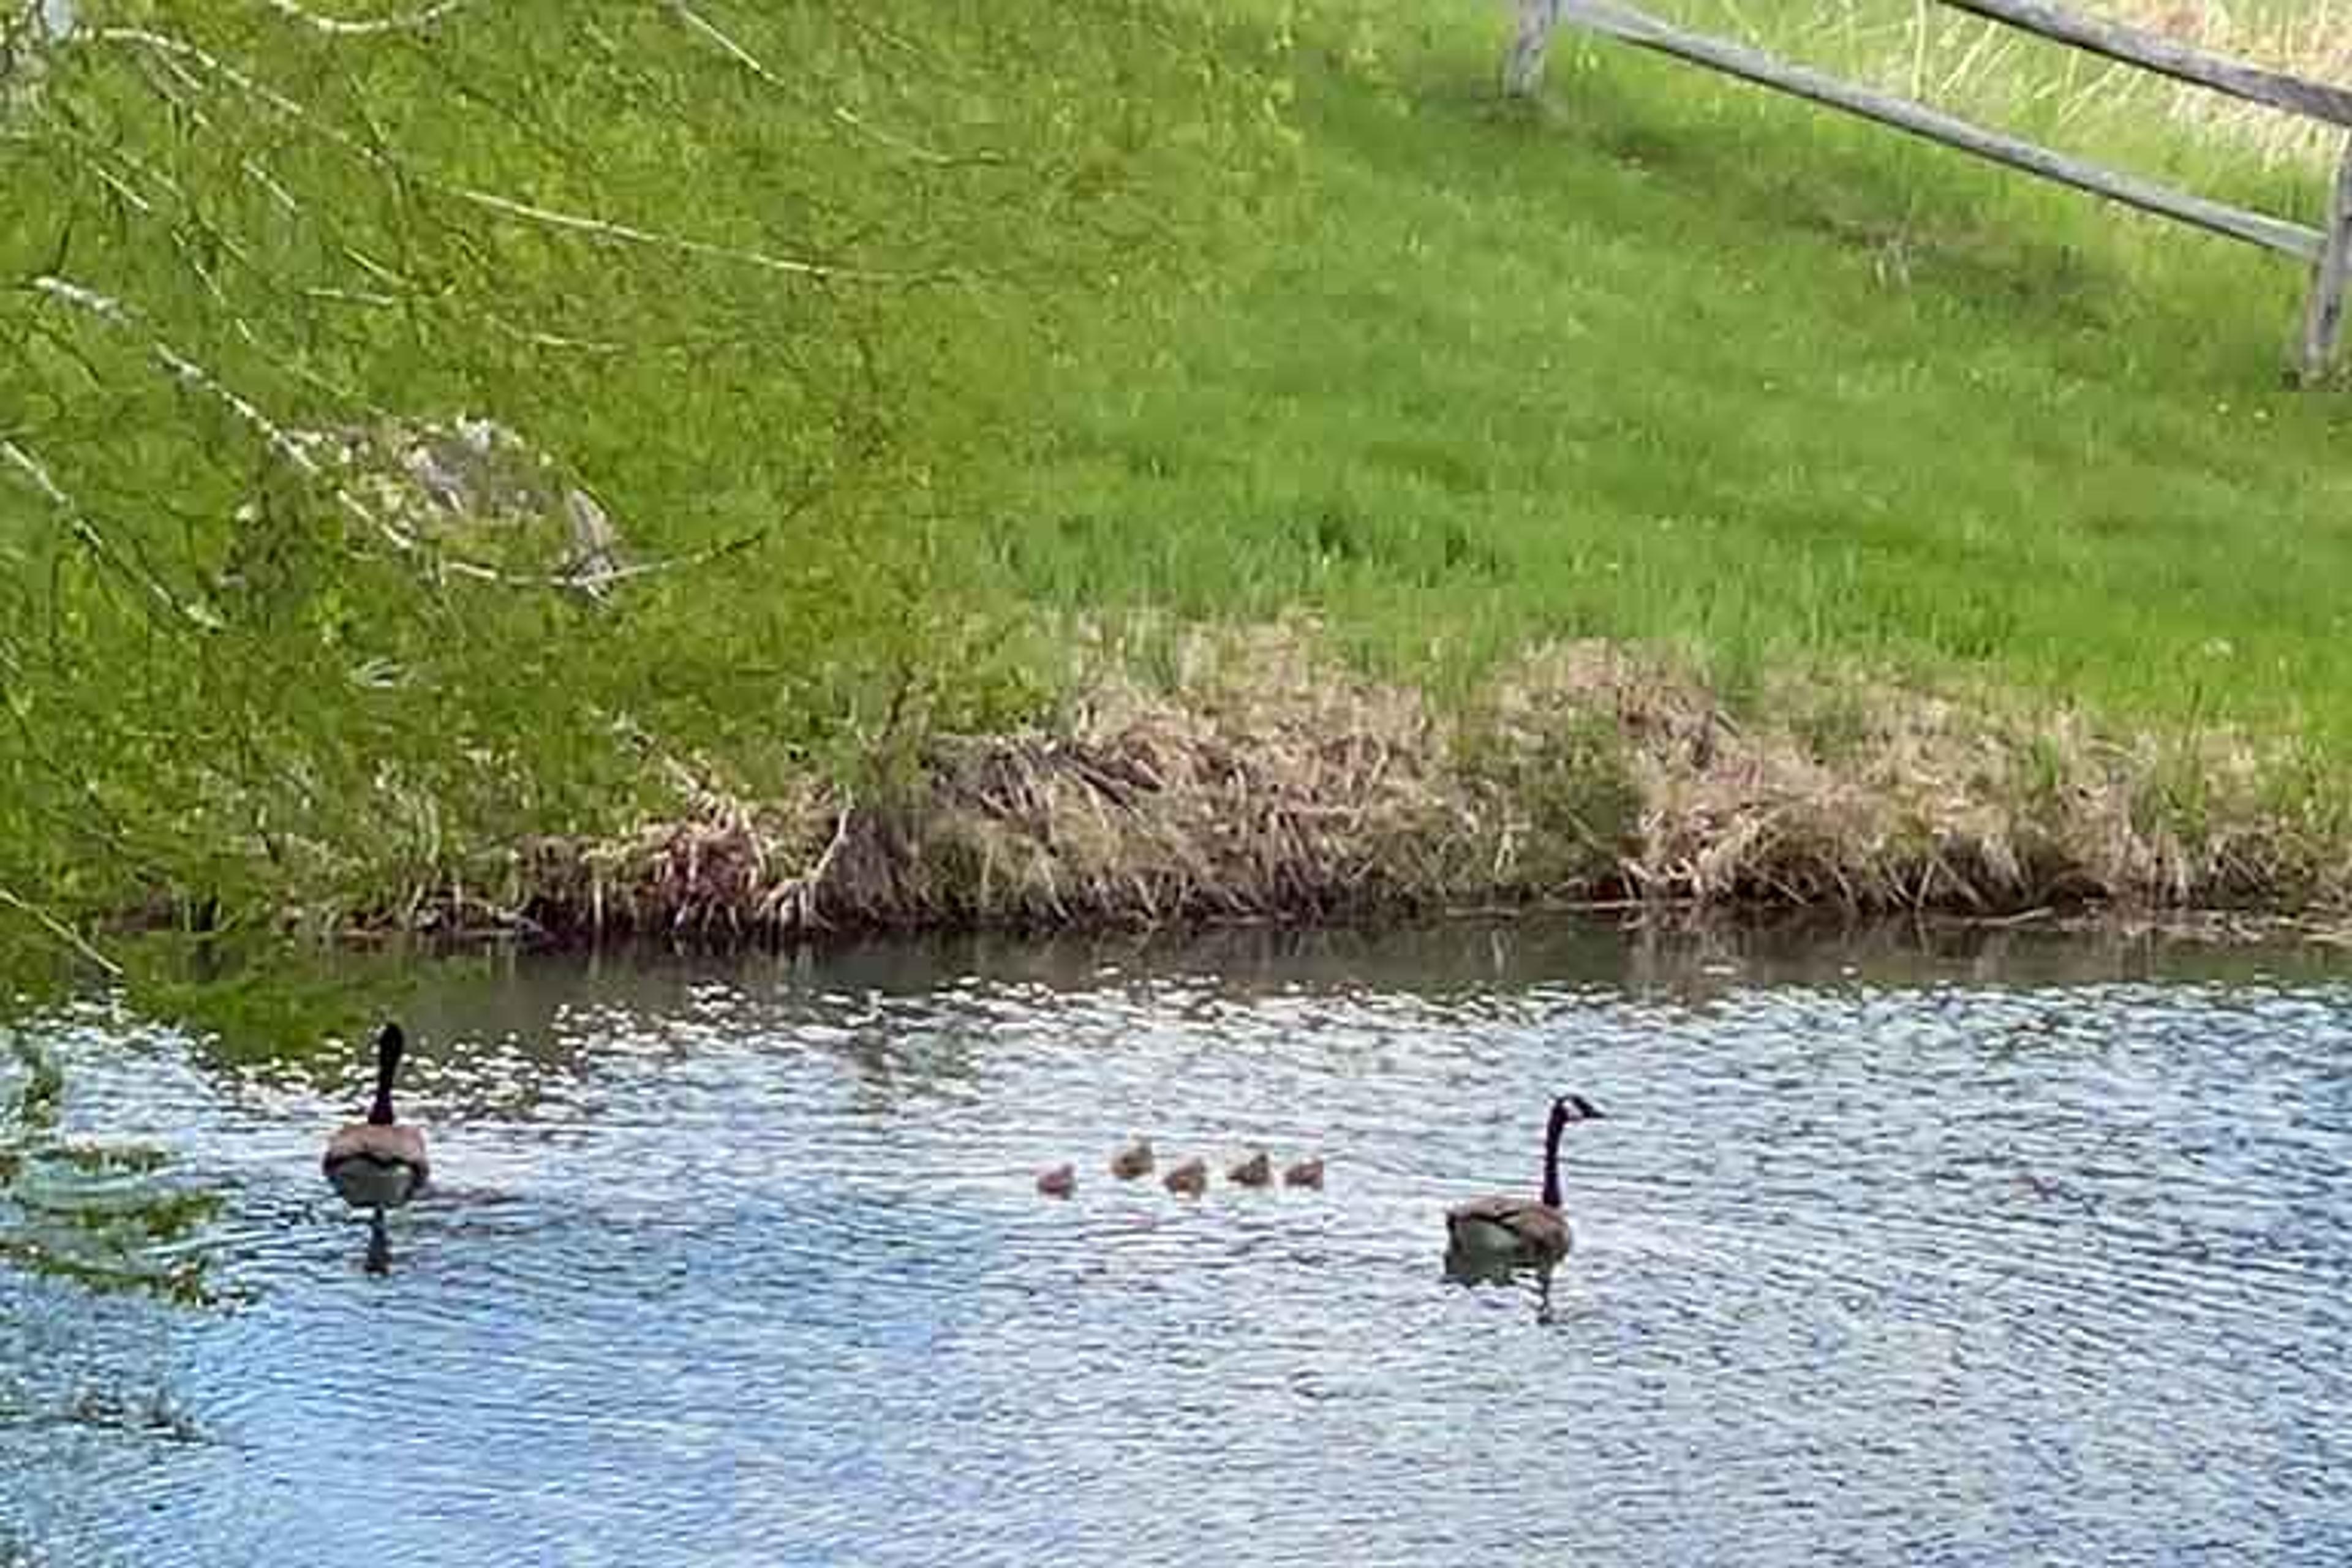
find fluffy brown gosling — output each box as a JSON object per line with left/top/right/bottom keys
{"left": 1163, "top": 1157, "right": 1208, "bottom": 1197}
{"left": 1227, "top": 1150, "right": 1273, "bottom": 1187}
{"left": 1110, "top": 1137, "right": 1155, "bottom": 1180}
{"left": 1282, "top": 1156, "right": 1324, "bottom": 1189}
{"left": 1036, "top": 1163, "right": 1076, "bottom": 1198}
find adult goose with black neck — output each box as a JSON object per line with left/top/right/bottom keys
{"left": 322, "top": 1023, "right": 431, "bottom": 1214}
{"left": 1444, "top": 1093, "right": 1602, "bottom": 1263}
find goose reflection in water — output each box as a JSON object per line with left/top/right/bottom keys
{"left": 364, "top": 1211, "right": 393, "bottom": 1275}
{"left": 1442, "top": 1250, "right": 1561, "bottom": 1325}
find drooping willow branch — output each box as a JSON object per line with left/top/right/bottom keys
{"left": 255, "top": 0, "right": 475, "bottom": 38}
{"left": 21, "top": 276, "right": 831, "bottom": 595}
{"left": 0, "top": 436, "right": 224, "bottom": 630}
{"left": 29, "top": 274, "right": 573, "bottom": 589}
{"left": 0, "top": 883, "right": 124, "bottom": 977}
{"left": 662, "top": 0, "right": 967, "bottom": 167}
{"left": 81, "top": 24, "right": 952, "bottom": 287}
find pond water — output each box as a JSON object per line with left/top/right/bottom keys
{"left": 4, "top": 922, "right": 2351, "bottom": 1564}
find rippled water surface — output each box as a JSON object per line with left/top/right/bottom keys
{"left": 6, "top": 924, "right": 2352, "bottom": 1565}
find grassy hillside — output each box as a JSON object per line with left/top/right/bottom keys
{"left": 4, "top": 0, "right": 2352, "bottom": 978}
{"left": 984, "top": 1, "right": 2352, "bottom": 729}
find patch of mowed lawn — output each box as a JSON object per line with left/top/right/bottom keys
{"left": 979, "top": 1, "right": 2352, "bottom": 739}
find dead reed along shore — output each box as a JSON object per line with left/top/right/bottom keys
{"left": 489, "top": 629, "right": 2352, "bottom": 941}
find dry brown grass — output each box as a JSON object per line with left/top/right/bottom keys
{"left": 510, "top": 625, "right": 1498, "bottom": 937}
{"left": 458, "top": 623, "right": 2352, "bottom": 941}
{"left": 2104, "top": 0, "right": 2352, "bottom": 167}
{"left": 1744, "top": 0, "right": 2352, "bottom": 168}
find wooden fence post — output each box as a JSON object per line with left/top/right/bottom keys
{"left": 2296, "top": 138, "right": 2352, "bottom": 385}
{"left": 1504, "top": 0, "right": 1563, "bottom": 97}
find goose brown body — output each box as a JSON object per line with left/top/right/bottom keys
{"left": 1444, "top": 1095, "right": 1600, "bottom": 1264}
{"left": 323, "top": 1122, "right": 431, "bottom": 1210}
{"left": 1443, "top": 1193, "right": 1567, "bottom": 1257}
{"left": 323, "top": 1023, "right": 429, "bottom": 1212}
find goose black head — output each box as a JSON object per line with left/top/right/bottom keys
{"left": 1553, "top": 1092, "right": 1604, "bottom": 1122}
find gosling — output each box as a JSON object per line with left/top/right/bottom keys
{"left": 1227, "top": 1150, "right": 1273, "bottom": 1188}
{"left": 1281, "top": 1156, "right": 1324, "bottom": 1189}
{"left": 1110, "top": 1137, "right": 1155, "bottom": 1180}
{"left": 1163, "top": 1157, "right": 1208, "bottom": 1196}
{"left": 1036, "top": 1163, "right": 1076, "bottom": 1198}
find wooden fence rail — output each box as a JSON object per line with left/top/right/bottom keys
{"left": 1505, "top": 0, "right": 2352, "bottom": 382}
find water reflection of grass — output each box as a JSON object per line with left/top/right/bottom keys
{"left": 27, "top": 1387, "right": 208, "bottom": 1447}
{"left": 1, "top": 1029, "right": 220, "bottom": 1305}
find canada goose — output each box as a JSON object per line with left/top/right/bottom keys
{"left": 1110, "top": 1137, "right": 1155, "bottom": 1180}
{"left": 1163, "top": 1157, "right": 1207, "bottom": 1196}
{"left": 1444, "top": 1094, "right": 1602, "bottom": 1264}
{"left": 1036, "top": 1163, "right": 1076, "bottom": 1198}
{"left": 1228, "top": 1150, "right": 1273, "bottom": 1187}
{"left": 1282, "top": 1156, "right": 1324, "bottom": 1189}
{"left": 322, "top": 1023, "right": 430, "bottom": 1214}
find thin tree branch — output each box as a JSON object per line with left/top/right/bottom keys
{"left": 0, "top": 883, "right": 125, "bottom": 978}
{"left": 662, "top": 0, "right": 968, "bottom": 167}
{"left": 26, "top": 275, "right": 824, "bottom": 595}
{"left": 255, "top": 0, "right": 473, "bottom": 37}
{"left": 82, "top": 25, "right": 943, "bottom": 285}
{"left": 1, "top": 436, "right": 222, "bottom": 630}
{"left": 664, "top": 0, "right": 783, "bottom": 88}
{"left": 0, "top": 435, "right": 71, "bottom": 508}
{"left": 447, "top": 186, "right": 940, "bottom": 285}
{"left": 29, "top": 273, "right": 501, "bottom": 580}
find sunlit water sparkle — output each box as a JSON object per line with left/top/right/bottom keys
{"left": 4, "top": 927, "right": 2350, "bottom": 1564}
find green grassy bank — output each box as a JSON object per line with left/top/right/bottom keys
{"left": 995, "top": 2, "right": 2352, "bottom": 720}
{"left": 4, "top": 0, "right": 2352, "bottom": 982}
